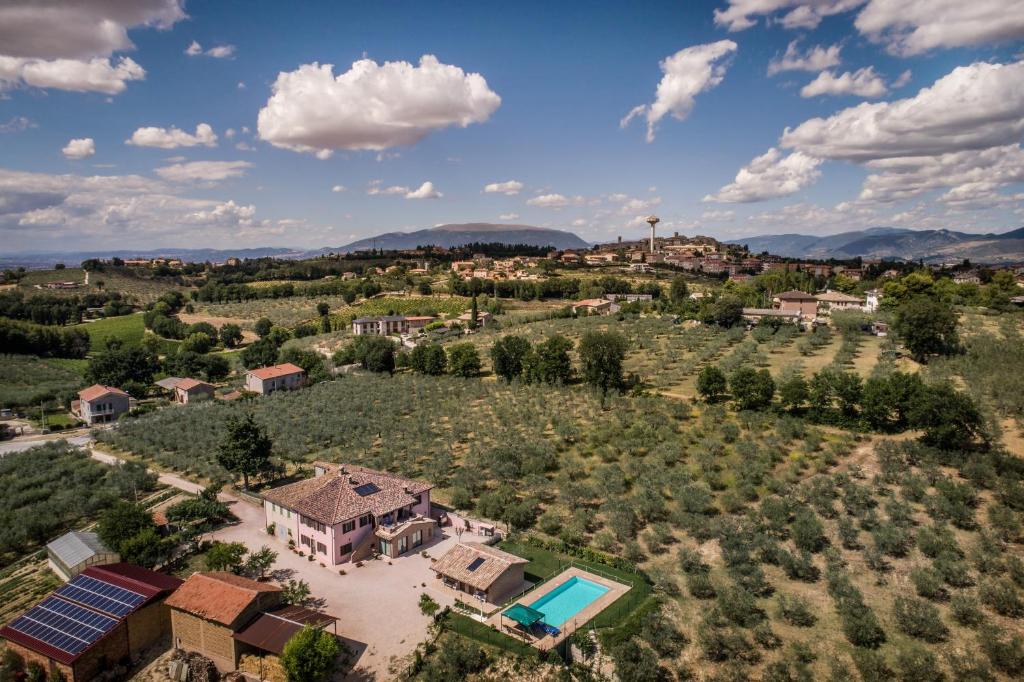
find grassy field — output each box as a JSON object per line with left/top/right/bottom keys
{"left": 0, "top": 354, "right": 86, "bottom": 408}
{"left": 197, "top": 294, "right": 472, "bottom": 329}
{"left": 17, "top": 268, "right": 185, "bottom": 305}
{"left": 72, "top": 312, "right": 146, "bottom": 351}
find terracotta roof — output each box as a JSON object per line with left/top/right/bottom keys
{"left": 262, "top": 463, "right": 432, "bottom": 526}
{"left": 775, "top": 290, "right": 817, "bottom": 301}
{"left": 247, "top": 363, "right": 305, "bottom": 380}
{"left": 431, "top": 543, "right": 528, "bottom": 592}
{"left": 574, "top": 299, "right": 611, "bottom": 307}
{"left": 164, "top": 572, "right": 281, "bottom": 626}
{"left": 815, "top": 290, "right": 863, "bottom": 303}
{"left": 79, "top": 384, "right": 128, "bottom": 402}
{"left": 175, "top": 378, "right": 212, "bottom": 391}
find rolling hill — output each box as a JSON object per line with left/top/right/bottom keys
{"left": 332, "top": 222, "right": 590, "bottom": 252}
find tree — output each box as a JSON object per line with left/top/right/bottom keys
{"left": 705, "top": 295, "right": 744, "bottom": 327}
{"left": 316, "top": 302, "right": 329, "bottom": 317}
{"left": 242, "top": 545, "right": 278, "bottom": 579}
{"left": 861, "top": 372, "right": 925, "bottom": 432}
{"left": 447, "top": 343, "right": 481, "bottom": 377}
{"left": 418, "top": 593, "right": 439, "bottom": 616}
{"left": 525, "top": 335, "right": 573, "bottom": 384}
{"left": 669, "top": 275, "right": 690, "bottom": 305}
{"left": 181, "top": 332, "right": 213, "bottom": 354}
{"left": 696, "top": 366, "right": 728, "bottom": 403}
{"left": 353, "top": 336, "right": 395, "bottom": 373}
{"left": 254, "top": 317, "right": 274, "bottom": 338}
{"left": 469, "top": 295, "right": 479, "bottom": 330}
{"left": 729, "top": 367, "right": 775, "bottom": 411}
{"left": 909, "top": 383, "right": 987, "bottom": 451}
{"left": 87, "top": 346, "right": 159, "bottom": 390}
{"left": 217, "top": 413, "right": 273, "bottom": 489}
{"left": 892, "top": 297, "right": 959, "bottom": 362}
{"left": 166, "top": 496, "right": 231, "bottom": 529}
{"left": 777, "top": 373, "right": 809, "bottom": 412}
{"left": 241, "top": 339, "right": 280, "bottom": 369}
{"left": 219, "top": 323, "right": 243, "bottom": 348}
{"left": 410, "top": 344, "right": 447, "bottom": 375}
{"left": 490, "top": 335, "right": 531, "bottom": 382}
{"left": 279, "top": 347, "right": 328, "bottom": 383}
{"left": 281, "top": 625, "right": 341, "bottom": 682}
{"left": 281, "top": 578, "right": 312, "bottom": 606}
{"left": 612, "top": 640, "right": 664, "bottom": 682}
{"left": 97, "top": 501, "right": 155, "bottom": 555}
{"left": 205, "top": 541, "right": 248, "bottom": 572}
{"left": 578, "top": 330, "right": 628, "bottom": 397}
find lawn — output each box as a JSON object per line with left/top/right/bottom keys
{"left": 72, "top": 312, "right": 146, "bottom": 351}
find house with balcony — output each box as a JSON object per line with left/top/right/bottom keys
{"left": 72, "top": 384, "right": 130, "bottom": 424}
{"left": 261, "top": 462, "right": 435, "bottom": 565}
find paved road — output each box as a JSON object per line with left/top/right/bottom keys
{"left": 0, "top": 432, "right": 93, "bottom": 456}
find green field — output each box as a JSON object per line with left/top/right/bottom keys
{"left": 73, "top": 313, "right": 146, "bottom": 351}
{"left": 0, "top": 355, "right": 86, "bottom": 408}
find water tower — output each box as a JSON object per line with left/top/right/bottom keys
{"left": 645, "top": 215, "right": 660, "bottom": 253}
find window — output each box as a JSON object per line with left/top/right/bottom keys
{"left": 413, "top": 494, "right": 422, "bottom": 505}
{"left": 398, "top": 536, "right": 408, "bottom": 554}
{"left": 359, "top": 514, "right": 373, "bottom": 527}
{"left": 413, "top": 530, "right": 422, "bottom": 548}
{"left": 300, "top": 535, "right": 311, "bottom": 548}
{"left": 342, "top": 520, "right": 355, "bottom": 534}
{"left": 339, "top": 543, "right": 352, "bottom": 557}
{"left": 317, "top": 542, "right": 327, "bottom": 554}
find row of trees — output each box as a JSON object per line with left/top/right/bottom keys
{"left": 0, "top": 289, "right": 131, "bottom": 326}
{"left": 402, "top": 343, "right": 482, "bottom": 378}
{"left": 0, "top": 317, "right": 90, "bottom": 358}
{"left": 490, "top": 330, "right": 630, "bottom": 397}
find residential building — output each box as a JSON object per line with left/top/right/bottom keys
{"left": 774, "top": 290, "right": 819, "bottom": 319}
{"left": 742, "top": 308, "right": 800, "bottom": 325}
{"left": 630, "top": 263, "right": 653, "bottom": 273}
{"left": 351, "top": 315, "right": 436, "bottom": 336}
{"left": 72, "top": 385, "right": 130, "bottom": 425}
{"left": 864, "top": 289, "right": 882, "bottom": 313}
{"left": 165, "top": 572, "right": 283, "bottom": 672}
{"left": 815, "top": 290, "right": 864, "bottom": 315}
{"left": 244, "top": 363, "right": 306, "bottom": 396}
{"left": 431, "top": 543, "right": 529, "bottom": 605}
{"left": 604, "top": 293, "right": 652, "bottom": 302}
{"left": 456, "top": 310, "right": 492, "bottom": 327}
{"left": 572, "top": 298, "right": 620, "bottom": 316}
{"left": 0, "top": 564, "right": 182, "bottom": 682}
{"left": 172, "top": 378, "right": 215, "bottom": 404}
{"left": 262, "top": 462, "right": 435, "bottom": 566}
{"left": 953, "top": 271, "right": 981, "bottom": 285}
{"left": 46, "top": 531, "right": 119, "bottom": 582}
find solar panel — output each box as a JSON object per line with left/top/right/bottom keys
{"left": 467, "top": 557, "right": 485, "bottom": 571}
{"left": 354, "top": 482, "right": 380, "bottom": 496}
{"left": 8, "top": 596, "right": 118, "bottom": 656}
{"left": 55, "top": 574, "right": 146, "bottom": 617}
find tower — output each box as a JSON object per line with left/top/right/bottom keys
{"left": 645, "top": 215, "right": 660, "bottom": 253}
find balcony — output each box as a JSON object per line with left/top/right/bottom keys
{"left": 374, "top": 514, "right": 435, "bottom": 541}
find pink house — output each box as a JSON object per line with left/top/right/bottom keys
{"left": 244, "top": 363, "right": 305, "bottom": 395}
{"left": 261, "top": 462, "right": 435, "bottom": 565}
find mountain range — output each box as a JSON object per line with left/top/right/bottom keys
{"left": 329, "top": 222, "right": 590, "bottom": 252}
{"left": 727, "top": 227, "right": 1024, "bottom": 264}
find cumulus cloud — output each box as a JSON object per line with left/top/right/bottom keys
{"left": 800, "top": 67, "right": 889, "bottom": 98}
{"left": 257, "top": 55, "right": 501, "bottom": 156}
{"left": 185, "top": 41, "right": 236, "bottom": 58}
{"left": 62, "top": 138, "right": 95, "bottom": 160}
{"left": 714, "top": 0, "right": 864, "bottom": 32}
{"left": 0, "top": 116, "right": 36, "bottom": 133}
{"left": 767, "top": 41, "right": 842, "bottom": 76}
{"left": 483, "top": 180, "right": 523, "bottom": 195}
{"left": 499, "top": 212, "right": 519, "bottom": 221}
{"left": 405, "top": 181, "right": 442, "bottom": 200}
{"left": 608, "top": 194, "right": 662, "bottom": 214}
{"left": 154, "top": 160, "right": 253, "bottom": 183}
{"left": 331, "top": 185, "right": 347, "bottom": 193}
{"left": 892, "top": 70, "right": 912, "bottom": 88}
{"left": 366, "top": 181, "right": 408, "bottom": 196}
{"left": 0, "top": 1, "right": 182, "bottom": 94}
{"left": 526, "top": 193, "right": 585, "bottom": 208}
{"left": 621, "top": 41, "right": 737, "bottom": 142}
{"left": 782, "top": 60, "right": 1024, "bottom": 161}
{"left": 705, "top": 148, "right": 823, "bottom": 203}
{"left": 701, "top": 210, "right": 736, "bottom": 220}
{"left": 855, "top": 0, "right": 1024, "bottom": 56}
{"left": 127, "top": 123, "right": 218, "bottom": 149}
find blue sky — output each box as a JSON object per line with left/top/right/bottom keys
{"left": 1, "top": 0, "right": 1022, "bottom": 252}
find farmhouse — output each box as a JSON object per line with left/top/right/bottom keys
{"left": 774, "top": 290, "right": 819, "bottom": 319}
{"left": 262, "top": 462, "right": 435, "bottom": 566}
{"left": 244, "top": 363, "right": 305, "bottom": 396}
{"left": 572, "top": 298, "right": 620, "bottom": 316}
{"left": 742, "top": 308, "right": 800, "bottom": 325}
{"left": 815, "top": 290, "right": 864, "bottom": 315}
{"left": 456, "top": 310, "right": 493, "bottom": 327}
{"left": 351, "top": 315, "right": 436, "bottom": 336}
{"left": 431, "top": 543, "right": 529, "bottom": 606}
{"left": 46, "top": 531, "right": 119, "bottom": 581}
{"left": 0, "top": 564, "right": 182, "bottom": 682}
{"left": 72, "top": 384, "right": 130, "bottom": 425}
{"left": 172, "top": 378, "right": 215, "bottom": 404}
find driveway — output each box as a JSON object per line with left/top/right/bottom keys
{"left": 209, "top": 495, "right": 471, "bottom": 680}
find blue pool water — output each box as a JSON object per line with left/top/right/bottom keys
{"left": 528, "top": 576, "right": 610, "bottom": 627}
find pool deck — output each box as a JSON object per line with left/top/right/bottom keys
{"left": 489, "top": 566, "right": 631, "bottom": 651}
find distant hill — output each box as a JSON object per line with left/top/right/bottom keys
{"left": 0, "top": 247, "right": 301, "bottom": 270}
{"left": 331, "top": 223, "right": 590, "bottom": 252}
{"left": 728, "top": 226, "right": 1024, "bottom": 264}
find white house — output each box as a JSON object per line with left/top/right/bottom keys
{"left": 864, "top": 289, "right": 882, "bottom": 313}
{"left": 72, "top": 384, "right": 130, "bottom": 424}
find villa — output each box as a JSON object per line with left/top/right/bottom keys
{"left": 572, "top": 299, "right": 620, "bottom": 316}
{"left": 351, "top": 315, "right": 436, "bottom": 336}
{"left": 262, "top": 462, "right": 436, "bottom": 565}
{"left": 815, "top": 289, "right": 864, "bottom": 315}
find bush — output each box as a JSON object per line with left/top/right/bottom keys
{"left": 893, "top": 596, "right": 948, "bottom": 642}
{"left": 716, "top": 585, "right": 765, "bottom": 628}
{"left": 792, "top": 508, "right": 827, "bottom": 553}
{"left": 979, "top": 626, "right": 1024, "bottom": 676}
{"left": 688, "top": 572, "right": 717, "bottom": 599}
{"left": 950, "top": 593, "right": 985, "bottom": 627}
{"left": 851, "top": 649, "right": 893, "bottom": 682}
{"left": 910, "top": 566, "right": 947, "bottom": 601}
{"left": 777, "top": 594, "right": 816, "bottom": 627}
{"left": 894, "top": 643, "right": 942, "bottom": 682}
{"left": 979, "top": 577, "right": 1024, "bottom": 618}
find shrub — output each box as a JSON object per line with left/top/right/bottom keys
{"left": 910, "top": 566, "right": 947, "bottom": 601}
{"left": 717, "top": 585, "right": 765, "bottom": 628}
{"left": 851, "top": 649, "right": 893, "bottom": 682}
{"left": 979, "top": 577, "right": 1024, "bottom": 618}
{"left": 688, "top": 572, "right": 717, "bottom": 600}
{"left": 780, "top": 549, "right": 820, "bottom": 583}
{"left": 893, "top": 596, "right": 948, "bottom": 642}
{"left": 777, "top": 594, "right": 817, "bottom": 627}
{"left": 979, "top": 626, "right": 1024, "bottom": 676}
{"left": 792, "top": 508, "right": 827, "bottom": 553}
{"left": 872, "top": 522, "right": 914, "bottom": 558}
{"left": 753, "top": 622, "right": 782, "bottom": 650}
{"left": 950, "top": 593, "right": 985, "bottom": 627}
{"left": 894, "top": 642, "right": 943, "bottom": 682}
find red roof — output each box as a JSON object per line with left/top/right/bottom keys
{"left": 79, "top": 384, "right": 128, "bottom": 402}
{"left": 175, "top": 378, "right": 212, "bottom": 391}
{"left": 164, "top": 572, "right": 281, "bottom": 627}
{"left": 84, "top": 563, "right": 183, "bottom": 597}
{"left": 247, "top": 363, "right": 305, "bottom": 380}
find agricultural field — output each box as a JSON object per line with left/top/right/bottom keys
{"left": 0, "top": 354, "right": 86, "bottom": 408}
{"left": 16, "top": 268, "right": 184, "bottom": 305}
{"left": 72, "top": 312, "right": 146, "bottom": 351}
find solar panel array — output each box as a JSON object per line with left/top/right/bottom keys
{"left": 354, "top": 482, "right": 380, "bottom": 496}
{"left": 7, "top": 596, "right": 118, "bottom": 656}
{"left": 55, "top": 574, "right": 146, "bottom": 617}
{"left": 466, "top": 557, "right": 485, "bottom": 571}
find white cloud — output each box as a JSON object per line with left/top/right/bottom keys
{"left": 781, "top": 60, "right": 1024, "bottom": 161}
{"left": 484, "top": 180, "right": 524, "bottom": 195}
{"left": 366, "top": 181, "right": 408, "bottom": 196}
{"left": 0, "top": 1, "right": 183, "bottom": 94}
{"left": 224, "top": 128, "right": 236, "bottom": 139}
{"left": 705, "top": 148, "right": 823, "bottom": 203}
{"left": 701, "top": 210, "right": 736, "bottom": 220}
{"left": 714, "top": 0, "right": 864, "bottom": 32}
{"left": 331, "top": 185, "right": 347, "bottom": 193}
{"left": 612, "top": 195, "right": 662, "bottom": 214}
{"left": 526, "top": 193, "right": 585, "bottom": 208}
{"left": 237, "top": 81, "right": 246, "bottom": 89}
{"left": 127, "top": 123, "right": 218, "bottom": 149}
{"left": 405, "top": 181, "right": 442, "bottom": 200}
{"left": 499, "top": 212, "right": 519, "bottom": 221}
{"left": 257, "top": 55, "right": 501, "bottom": 156}
{"left": 185, "top": 41, "right": 236, "bottom": 59}
{"left": 892, "top": 70, "right": 912, "bottom": 88}
{"left": 767, "top": 41, "right": 842, "bottom": 76}
{"left": 154, "top": 160, "right": 253, "bottom": 183}
{"left": 800, "top": 67, "right": 889, "bottom": 98}
{"left": 621, "top": 40, "right": 737, "bottom": 142}
{"left": 855, "top": 0, "right": 1024, "bottom": 56}
{"left": 62, "top": 138, "right": 95, "bottom": 160}
{"left": 0, "top": 116, "right": 36, "bottom": 133}
{"left": 571, "top": 218, "right": 587, "bottom": 226}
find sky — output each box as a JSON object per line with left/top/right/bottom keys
{"left": 0, "top": 0, "right": 1023, "bottom": 252}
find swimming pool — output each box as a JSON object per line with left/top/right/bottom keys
{"left": 527, "top": 576, "right": 610, "bottom": 627}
